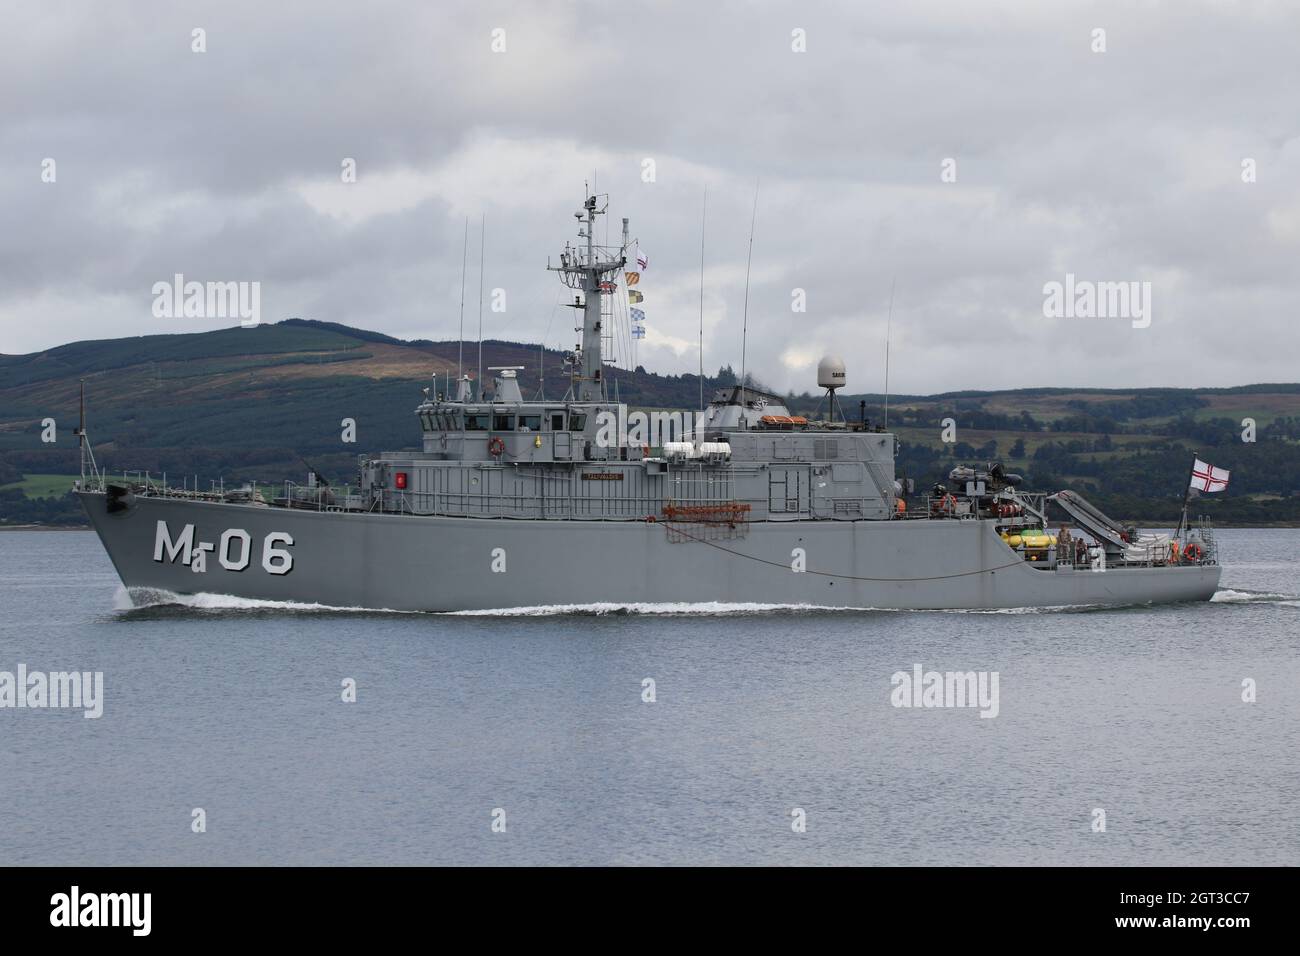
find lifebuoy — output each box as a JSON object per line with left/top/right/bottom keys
{"left": 488, "top": 436, "right": 505, "bottom": 458}
{"left": 1183, "top": 542, "right": 1204, "bottom": 562}
{"left": 940, "top": 494, "right": 957, "bottom": 513}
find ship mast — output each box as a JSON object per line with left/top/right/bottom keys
{"left": 78, "top": 378, "right": 86, "bottom": 484}
{"left": 549, "top": 192, "right": 627, "bottom": 402}
{"left": 74, "top": 378, "right": 100, "bottom": 489}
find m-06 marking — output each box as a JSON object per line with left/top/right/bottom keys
{"left": 153, "top": 520, "right": 294, "bottom": 575}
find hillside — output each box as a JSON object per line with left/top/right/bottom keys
{"left": 3, "top": 319, "right": 1299, "bottom": 525}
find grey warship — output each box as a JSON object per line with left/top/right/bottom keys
{"left": 76, "top": 193, "right": 1222, "bottom": 611}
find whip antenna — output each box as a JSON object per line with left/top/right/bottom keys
{"left": 739, "top": 179, "right": 758, "bottom": 420}
{"left": 476, "top": 213, "right": 485, "bottom": 399}
{"left": 884, "top": 275, "right": 895, "bottom": 430}
{"left": 698, "top": 185, "right": 707, "bottom": 412}
{"left": 457, "top": 217, "right": 468, "bottom": 383}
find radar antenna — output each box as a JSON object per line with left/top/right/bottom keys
{"left": 815, "top": 355, "right": 848, "bottom": 423}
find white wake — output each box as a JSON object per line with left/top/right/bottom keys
{"left": 446, "top": 601, "right": 1105, "bottom": 617}
{"left": 1210, "top": 588, "right": 1295, "bottom": 604}
{"left": 114, "top": 587, "right": 413, "bottom": 614}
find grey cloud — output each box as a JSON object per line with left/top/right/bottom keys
{"left": 2, "top": 0, "right": 1297, "bottom": 395}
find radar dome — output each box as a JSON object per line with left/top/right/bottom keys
{"left": 817, "top": 354, "right": 847, "bottom": 390}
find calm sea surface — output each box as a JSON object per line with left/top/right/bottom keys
{"left": 0, "top": 528, "right": 1296, "bottom": 866}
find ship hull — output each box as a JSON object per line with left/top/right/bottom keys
{"left": 78, "top": 492, "right": 1222, "bottom": 612}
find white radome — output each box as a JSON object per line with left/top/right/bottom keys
{"left": 817, "top": 354, "right": 847, "bottom": 390}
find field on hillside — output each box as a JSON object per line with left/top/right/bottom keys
{"left": 0, "top": 473, "right": 78, "bottom": 498}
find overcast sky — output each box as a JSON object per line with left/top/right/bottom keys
{"left": 3, "top": 0, "right": 1298, "bottom": 394}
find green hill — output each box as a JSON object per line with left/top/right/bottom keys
{"left": 3, "top": 319, "right": 1299, "bottom": 526}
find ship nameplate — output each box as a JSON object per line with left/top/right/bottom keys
{"left": 581, "top": 473, "right": 624, "bottom": 481}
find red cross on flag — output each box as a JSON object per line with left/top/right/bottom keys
{"left": 1190, "top": 458, "right": 1229, "bottom": 493}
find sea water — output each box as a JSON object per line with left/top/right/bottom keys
{"left": 0, "top": 529, "right": 1296, "bottom": 865}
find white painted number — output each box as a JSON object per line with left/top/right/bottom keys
{"left": 219, "top": 529, "right": 251, "bottom": 571}
{"left": 262, "top": 532, "right": 295, "bottom": 575}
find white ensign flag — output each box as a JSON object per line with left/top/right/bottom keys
{"left": 1189, "top": 458, "right": 1229, "bottom": 493}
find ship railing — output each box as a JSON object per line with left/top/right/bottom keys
{"left": 279, "top": 480, "right": 356, "bottom": 511}
{"left": 96, "top": 470, "right": 236, "bottom": 502}
{"left": 95, "top": 472, "right": 349, "bottom": 508}
{"left": 283, "top": 480, "right": 323, "bottom": 510}
{"left": 1124, "top": 539, "right": 1168, "bottom": 566}
{"left": 1196, "top": 515, "right": 1218, "bottom": 562}
{"left": 1055, "top": 537, "right": 1186, "bottom": 570}
{"left": 74, "top": 469, "right": 107, "bottom": 494}
{"left": 1182, "top": 516, "right": 1218, "bottom": 565}
{"left": 363, "top": 486, "right": 768, "bottom": 522}
{"left": 893, "top": 490, "right": 1052, "bottom": 524}
{"left": 103, "top": 470, "right": 162, "bottom": 494}
{"left": 1060, "top": 547, "right": 1088, "bottom": 570}
{"left": 364, "top": 489, "right": 417, "bottom": 515}
{"left": 899, "top": 494, "right": 978, "bottom": 519}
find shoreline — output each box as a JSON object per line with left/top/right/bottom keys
{"left": 5, "top": 521, "right": 1300, "bottom": 532}
{"left": 0, "top": 524, "right": 93, "bottom": 531}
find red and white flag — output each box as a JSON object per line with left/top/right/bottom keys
{"left": 1190, "top": 458, "right": 1229, "bottom": 493}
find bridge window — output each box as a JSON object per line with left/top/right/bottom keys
{"left": 464, "top": 413, "right": 489, "bottom": 431}
{"left": 570, "top": 413, "right": 587, "bottom": 431}
{"left": 519, "top": 414, "right": 541, "bottom": 431}
{"left": 493, "top": 413, "right": 515, "bottom": 431}
{"left": 550, "top": 411, "right": 566, "bottom": 431}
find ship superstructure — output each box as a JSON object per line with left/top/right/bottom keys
{"left": 74, "top": 193, "right": 1222, "bottom": 611}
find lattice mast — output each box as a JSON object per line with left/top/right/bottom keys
{"left": 548, "top": 192, "right": 628, "bottom": 401}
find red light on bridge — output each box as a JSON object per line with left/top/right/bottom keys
{"left": 394, "top": 472, "right": 408, "bottom": 489}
